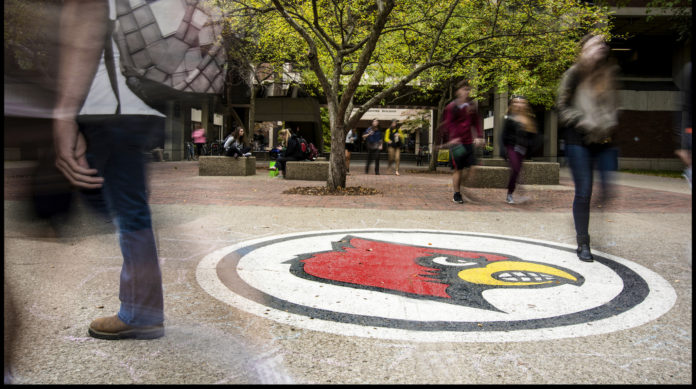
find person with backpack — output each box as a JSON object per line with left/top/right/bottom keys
{"left": 439, "top": 80, "right": 484, "bottom": 204}
{"left": 52, "top": 0, "right": 166, "bottom": 340}
{"left": 384, "top": 119, "right": 405, "bottom": 176}
{"left": 275, "top": 128, "right": 305, "bottom": 178}
{"left": 363, "top": 119, "right": 384, "bottom": 175}
{"left": 224, "top": 126, "right": 252, "bottom": 158}
{"left": 557, "top": 34, "right": 620, "bottom": 262}
{"left": 297, "top": 136, "right": 310, "bottom": 160}
{"left": 291, "top": 126, "right": 318, "bottom": 161}
{"left": 501, "top": 95, "right": 537, "bottom": 204}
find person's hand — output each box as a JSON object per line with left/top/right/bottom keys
{"left": 473, "top": 138, "right": 485, "bottom": 147}
{"left": 53, "top": 118, "right": 104, "bottom": 189}
{"left": 576, "top": 118, "right": 597, "bottom": 134}
{"left": 441, "top": 137, "right": 460, "bottom": 149}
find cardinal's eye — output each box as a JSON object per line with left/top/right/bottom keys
{"left": 432, "top": 256, "right": 476, "bottom": 267}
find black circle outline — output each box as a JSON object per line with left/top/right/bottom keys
{"left": 217, "top": 230, "right": 649, "bottom": 332}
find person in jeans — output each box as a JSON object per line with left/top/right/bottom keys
{"left": 502, "top": 95, "right": 537, "bottom": 204}
{"left": 439, "top": 80, "right": 484, "bottom": 204}
{"left": 384, "top": 119, "right": 405, "bottom": 176}
{"left": 557, "top": 34, "right": 619, "bottom": 262}
{"left": 53, "top": 0, "right": 164, "bottom": 339}
{"left": 363, "top": 119, "right": 383, "bottom": 175}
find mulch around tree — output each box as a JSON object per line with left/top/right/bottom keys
{"left": 282, "top": 186, "right": 382, "bottom": 196}
{"left": 404, "top": 168, "right": 452, "bottom": 175}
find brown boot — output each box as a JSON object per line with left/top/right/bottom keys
{"left": 88, "top": 315, "right": 164, "bottom": 340}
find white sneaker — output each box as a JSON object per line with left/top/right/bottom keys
{"left": 243, "top": 152, "right": 252, "bottom": 157}
{"left": 506, "top": 193, "right": 514, "bottom": 204}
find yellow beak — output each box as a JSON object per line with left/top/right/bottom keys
{"left": 458, "top": 261, "right": 580, "bottom": 287}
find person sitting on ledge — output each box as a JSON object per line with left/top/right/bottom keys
{"left": 274, "top": 128, "right": 305, "bottom": 178}
{"left": 224, "top": 126, "right": 252, "bottom": 158}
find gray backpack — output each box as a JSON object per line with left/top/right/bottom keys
{"left": 108, "top": 0, "right": 226, "bottom": 109}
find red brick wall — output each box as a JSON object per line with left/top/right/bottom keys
{"left": 614, "top": 110, "right": 680, "bottom": 158}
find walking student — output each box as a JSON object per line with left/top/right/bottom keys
{"left": 439, "top": 80, "right": 484, "bottom": 203}
{"left": 53, "top": 0, "right": 165, "bottom": 339}
{"left": 345, "top": 127, "right": 357, "bottom": 174}
{"left": 384, "top": 119, "right": 405, "bottom": 176}
{"left": 192, "top": 124, "right": 206, "bottom": 159}
{"left": 363, "top": 119, "right": 383, "bottom": 175}
{"left": 502, "top": 95, "right": 537, "bottom": 204}
{"left": 557, "top": 34, "right": 620, "bottom": 262}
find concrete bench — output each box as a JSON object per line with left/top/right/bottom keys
{"left": 464, "top": 161, "right": 559, "bottom": 188}
{"left": 286, "top": 160, "right": 329, "bottom": 181}
{"left": 198, "top": 156, "right": 256, "bottom": 176}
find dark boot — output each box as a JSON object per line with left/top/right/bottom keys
{"left": 576, "top": 235, "right": 593, "bottom": 262}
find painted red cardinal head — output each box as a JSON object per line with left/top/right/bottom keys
{"left": 286, "top": 236, "right": 583, "bottom": 312}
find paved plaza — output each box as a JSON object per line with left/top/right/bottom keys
{"left": 3, "top": 159, "right": 692, "bottom": 384}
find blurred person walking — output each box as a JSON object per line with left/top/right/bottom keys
{"left": 52, "top": 0, "right": 165, "bottom": 339}
{"left": 192, "top": 124, "right": 206, "bottom": 159}
{"left": 674, "top": 62, "right": 691, "bottom": 189}
{"left": 439, "top": 80, "right": 484, "bottom": 204}
{"left": 345, "top": 128, "right": 358, "bottom": 174}
{"left": 502, "top": 95, "right": 537, "bottom": 204}
{"left": 557, "top": 34, "right": 620, "bottom": 262}
{"left": 384, "top": 119, "right": 405, "bottom": 176}
{"left": 363, "top": 119, "right": 384, "bottom": 175}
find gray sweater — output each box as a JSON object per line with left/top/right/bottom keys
{"left": 557, "top": 63, "right": 619, "bottom": 145}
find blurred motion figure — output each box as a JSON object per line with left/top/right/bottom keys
{"left": 52, "top": 0, "right": 165, "bottom": 339}
{"left": 557, "top": 34, "right": 620, "bottom": 262}
{"left": 502, "top": 95, "right": 537, "bottom": 204}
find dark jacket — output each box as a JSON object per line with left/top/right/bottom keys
{"left": 283, "top": 134, "right": 305, "bottom": 160}
{"left": 502, "top": 116, "right": 530, "bottom": 149}
{"left": 364, "top": 127, "right": 383, "bottom": 149}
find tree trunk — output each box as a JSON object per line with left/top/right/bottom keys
{"left": 247, "top": 85, "right": 257, "bottom": 147}
{"left": 327, "top": 121, "right": 347, "bottom": 189}
{"left": 428, "top": 99, "right": 445, "bottom": 171}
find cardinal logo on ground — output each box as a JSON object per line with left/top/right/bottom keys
{"left": 287, "top": 236, "right": 584, "bottom": 313}
{"left": 196, "top": 229, "right": 677, "bottom": 342}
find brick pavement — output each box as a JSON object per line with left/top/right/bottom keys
{"left": 5, "top": 161, "right": 691, "bottom": 213}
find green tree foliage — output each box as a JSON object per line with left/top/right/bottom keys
{"left": 645, "top": 0, "right": 692, "bottom": 41}
{"left": 215, "top": 0, "right": 612, "bottom": 189}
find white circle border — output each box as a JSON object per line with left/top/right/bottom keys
{"left": 196, "top": 229, "right": 677, "bottom": 343}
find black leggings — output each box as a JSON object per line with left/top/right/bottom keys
{"left": 225, "top": 145, "right": 250, "bottom": 157}
{"left": 276, "top": 156, "right": 301, "bottom": 174}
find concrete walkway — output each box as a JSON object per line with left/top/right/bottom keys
{"left": 558, "top": 166, "right": 691, "bottom": 195}
{"left": 4, "top": 160, "right": 692, "bottom": 384}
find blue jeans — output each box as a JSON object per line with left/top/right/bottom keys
{"left": 566, "top": 143, "right": 618, "bottom": 241}
{"left": 78, "top": 115, "right": 164, "bottom": 327}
